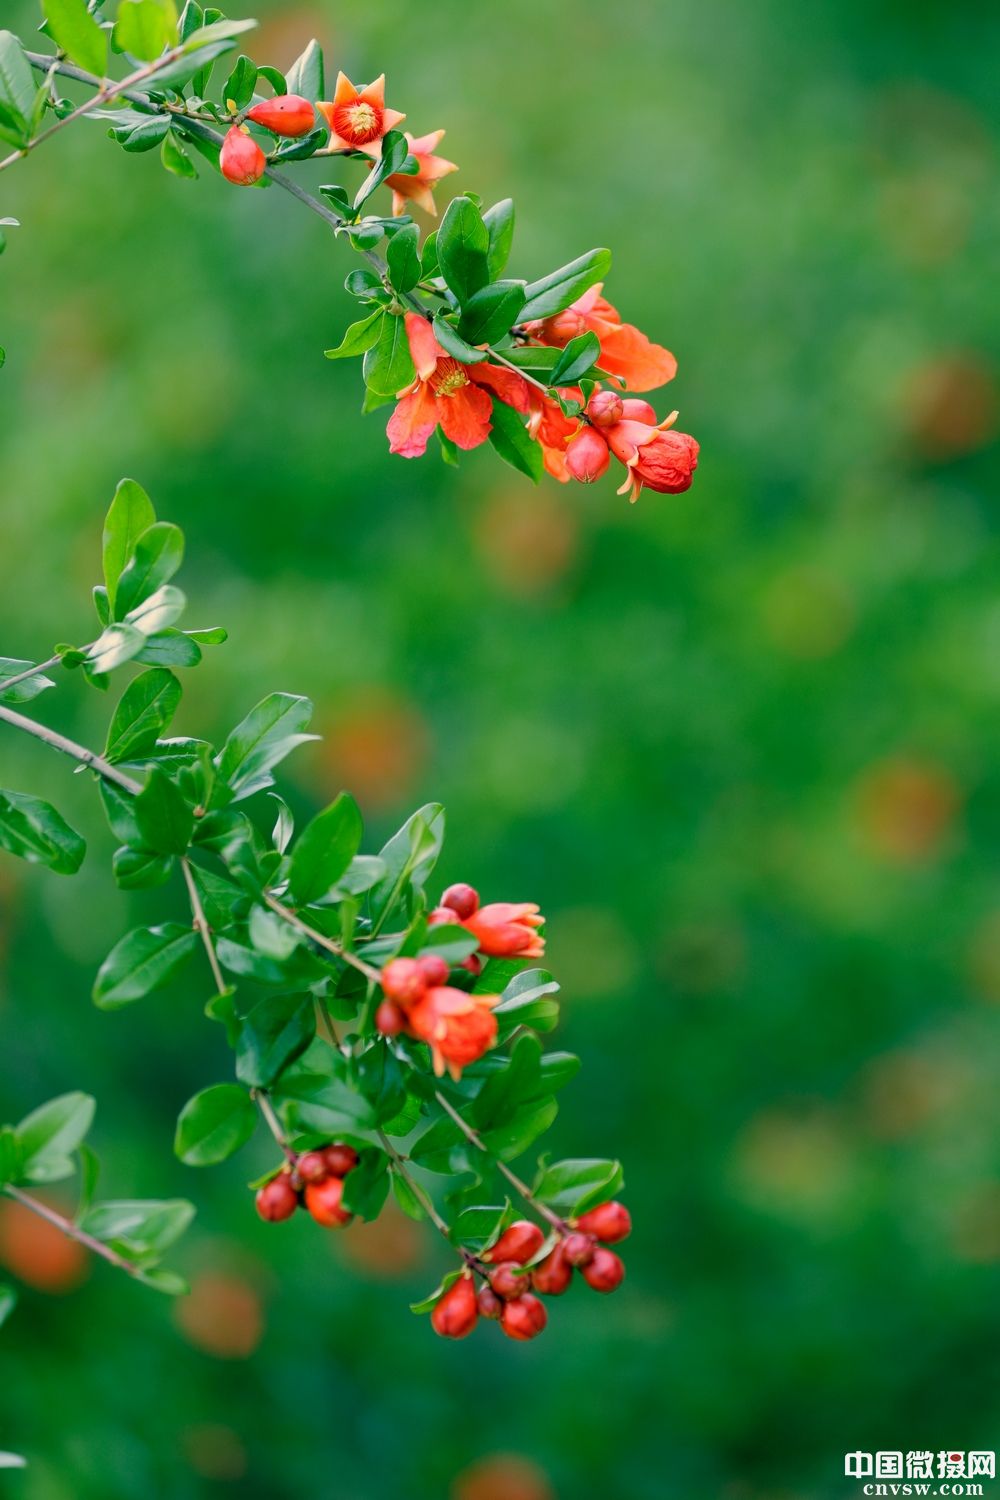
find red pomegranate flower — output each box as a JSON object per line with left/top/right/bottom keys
{"left": 405, "top": 984, "right": 499, "bottom": 1079}
{"left": 317, "top": 73, "right": 406, "bottom": 157}
{"left": 526, "top": 284, "right": 677, "bottom": 393}
{"left": 462, "top": 901, "right": 545, "bottom": 959}
{"left": 386, "top": 129, "right": 458, "bottom": 217}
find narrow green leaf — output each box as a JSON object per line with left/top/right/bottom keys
{"left": 487, "top": 399, "right": 542, "bottom": 482}
{"left": 437, "top": 195, "right": 490, "bottom": 305}
{"left": 324, "top": 310, "right": 382, "bottom": 360}
{"left": 520, "top": 248, "right": 612, "bottom": 322}
{"left": 103, "top": 478, "right": 156, "bottom": 615}
{"left": 0, "top": 790, "right": 85, "bottom": 874}
{"left": 115, "top": 522, "right": 184, "bottom": 620}
{"left": 285, "top": 37, "right": 323, "bottom": 101}
{"left": 174, "top": 1083, "right": 256, "bottom": 1166}
{"left": 287, "top": 792, "right": 363, "bottom": 905}
{"left": 17, "top": 1092, "right": 94, "bottom": 1178}
{"left": 0, "top": 32, "right": 37, "bottom": 130}
{"left": 216, "top": 692, "right": 316, "bottom": 802}
{"left": 363, "top": 311, "right": 415, "bottom": 397}
{"left": 483, "top": 198, "right": 515, "bottom": 280}
{"left": 549, "top": 330, "right": 601, "bottom": 386}
{"left": 431, "top": 314, "right": 487, "bottom": 364}
{"left": 104, "top": 668, "right": 182, "bottom": 763}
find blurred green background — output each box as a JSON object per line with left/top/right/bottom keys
{"left": 2, "top": 1, "right": 999, "bottom": 1496}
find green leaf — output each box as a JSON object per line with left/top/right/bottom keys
{"left": 216, "top": 692, "right": 316, "bottom": 802}
{"left": 0, "top": 1285, "right": 16, "bottom": 1329}
{"left": 390, "top": 1164, "right": 426, "bottom": 1220}
{"left": 222, "top": 52, "right": 256, "bottom": 108}
{"left": 43, "top": 0, "right": 108, "bottom": 75}
{"left": 340, "top": 1149, "right": 390, "bottom": 1220}
{"left": 86, "top": 623, "right": 147, "bottom": 674}
{"left": 104, "top": 668, "right": 181, "bottom": 763}
{"left": 276, "top": 1055, "right": 377, "bottom": 1138}
{"left": 114, "top": 0, "right": 177, "bottom": 61}
{"left": 458, "top": 280, "right": 526, "bottom": 347}
{"left": 93, "top": 922, "right": 198, "bottom": 1009}
{"left": 135, "top": 1266, "right": 189, "bottom": 1296}
{"left": 0, "top": 790, "right": 85, "bottom": 874}
{"left": 287, "top": 792, "right": 363, "bottom": 905}
{"left": 0, "top": 1127, "right": 20, "bottom": 1185}
{"left": 549, "top": 330, "right": 601, "bottom": 386}
{"left": 112, "top": 845, "right": 173, "bottom": 890}
{"left": 482, "top": 1097, "right": 558, "bottom": 1161}
{"left": 0, "top": 658, "right": 56, "bottom": 705}
{"left": 532, "top": 1157, "right": 624, "bottom": 1216}
{"left": 520, "top": 248, "right": 611, "bottom": 322}
{"left": 353, "top": 129, "right": 411, "bottom": 211}
{"left": 181, "top": 17, "right": 256, "bottom": 49}
{"left": 115, "top": 522, "right": 184, "bottom": 620}
{"left": 449, "top": 1202, "right": 509, "bottom": 1252}
{"left": 472, "top": 1033, "right": 542, "bottom": 1129}
{"left": 160, "top": 129, "right": 198, "bottom": 179}
{"left": 174, "top": 1083, "right": 256, "bottom": 1166}
{"left": 80, "top": 1198, "right": 194, "bottom": 1256}
{"left": 386, "top": 222, "right": 421, "bottom": 294}
{"left": 235, "top": 993, "right": 315, "bottom": 1088}
{"left": 285, "top": 37, "right": 323, "bottom": 101}
{"left": 491, "top": 967, "right": 560, "bottom": 1036}
{"left": 122, "top": 582, "right": 186, "bottom": 635}
{"left": 0, "top": 32, "right": 37, "bottom": 132}
{"left": 17, "top": 1093, "right": 94, "bottom": 1181}
{"left": 487, "top": 399, "right": 542, "bottom": 482}
{"left": 363, "top": 311, "right": 416, "bottom": 397}
{"left": 132, "top": 629, "right": 201, "bottom": 668}
{"left": 483, "top": 198, "right": 515, "bottom": 279}
{"left": 430, "top": 314, "right": 487, "bottom": 364}
{"left": 369, "top": 803, "right": 446, "bottom": 930}
{"left": 437, "top": 195, "right": 490, "bottom": 305}
{"left": 103, "top": 478, "right": 156, "bottom": 616}
{"left": 324, "top": 310, "right": 382, "bottom": 360}
{"left": 0, "top": 1454, "right": 27, "bottom": 1471}
{"left": 134, "top": 767, "right": 194, "bottom": 854}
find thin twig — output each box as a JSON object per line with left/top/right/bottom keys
{"left": 433, "top": 1088, "right": 568, "bottom": 1232}
{"left": 179, "top": 855, "right": 226, "bottom": 993}
{"left": 0, "top": 701, "right": 141, "bottom": 795}
{"left": 250, "top": 1089, "right": 295, "bottom": 1162}
{"left": 2, "top": 1183, "right": 142, "bottom": 1278}
{"left": 0, "top": 655, "right": 62, "bottom": 694}
{"left": 262, "top": 892, "right": 381, "bottom": 983}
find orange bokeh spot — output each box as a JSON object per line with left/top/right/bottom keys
{"left": 338, "top": 1202, "right": 426, "bottom": 1279}
{"left": 321, "top": 692, "right": 430, "bottom": 811}
{"left": 854, "top": 757, "right": 959, "bottom": 865}
{"left": 967, "top": 909, "right": 1000, "bottom": 1003}
{"left": 181, "top": 1424, "right": 248, "bottom": 1481}
{"left": 453, "top": 1454, "right": 555, "bottom": 1500}
{"left": 474, "top": 489, "right": 580, "bottom": 597}
{"left": 901, "top": 354, "right": 999, "bottom": 462}
{"left": 0, "top": 1198, "right": 90, "bottom": 1294}
{"left": 951, "top": 1184, "right": 1000, "bottom": 1265}
{"left": 174, "top": 1271, "right": 264, "bottom": 1360}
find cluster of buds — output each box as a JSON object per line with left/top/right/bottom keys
{"left": 563, "top": 390, "right": 700, "bottom": 503}
{"left": 253, "top": 1142, "right": 360, "bottom": 1227}
{"left": 431, "top": 1202, "right": 631, "bottom": 1341}
{"left": 375, "top": 884, "right": 545, "bottom": 1077}
{"left": 220, "top": 94, "right": 318, "bottom": 186}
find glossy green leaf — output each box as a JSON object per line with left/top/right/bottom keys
{"left": 519, "top": 248, "right": 612, "bottom": 322}
{"left": 235, "top": 993, "right": 315, "bottom": 1087}
{"left": 0, "top": 32, "right": 35, "bottom": 132}
{"left": 437, "top": 195, "right": 490, "bottom": 305}
{"left": 532, "top": 1157, "right": 624, "bottom": 1216}
{"left": 0, "top": 1285, "right": 15, "bottom": 1329}
{"left": 0, "top": 658, "right": 56, "bottom": 705}
{"left": 114, "top": 0, "right": 177, "bottom": 62}
{"left": 324, "top": 310, "right": 382, "bottom": 360}
{"left": 369, "top": 802, "right": 446, "bottom": 929}
{"left": 549, "top": 330, "right": 601, "bottom": 385}
{"left": 386, "top": 222, "right": 421, "bottom": 294}
{"left": 174, "top": 1083, "right": 256, "bottom": 1166}
{"left": 160, "top": 130, "right": 198, "bottom": 179}
{"left": 112, "top": 845, "right": 173, "bottom": 890}
{"left": 43, "top": 0, "right": 108, "bottom": 73}
{"left": 93, "top": 923, "right": 198, "bottom": 1009}
{"left": 0, "top": 790, "right": 85, "bottom": 874}
{"left": 430, "top": 314, "right": 487, "bottom": 364}
{"left": 340, "top": 1149, "right": 390, "bottom": 1220}
{"left": 17, "top": 1092, "right": 94, "bottom": 1180}
{"left": 287, "top": 791, "right": 363, "bottom": 905}
{"left": 115, "top": 522, "right": 184, "bottom": 620}
{"left": 80, "top": 1197, "right": 194, "bottom": 1256}
{"left": 216, "top": 692, "right": 316, "bottom": 802}
{"left": 363, "top": 311, "right": 416, "bottom": 397}
{"left": 103, "top": 478, "right": 156, "bottom": 616}
{"left": 487, "top": 399, "right": 542, "bottom": 482}
{"left": 483, "top": 198, "right": 515, "bottom": 280}
{"left": 285, "top": 37, "right": 323, "bottom": 101}
{"left": 458, "top": 280, "right": 526, "bottom": 346}
{"left": 353, "top": 130, "right": 411, "bottom": 211}
{"left": 134, "top": 768, "right": 193, "bottom": 854}
{"left": 104, "top": 668, "right": 181, "bottom": 763}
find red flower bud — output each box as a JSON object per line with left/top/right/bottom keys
{"left": 489, "top": 1261, "right": 532, "bottom": 1300}
{"left": 531, "top": 1243, "right": 573, "bottom": 1296}
{"left": 462, "top": 902, "right": 545, "bottom": 960}
{"left": 375, "top": 999, "right": 406, "bottom": 1035}
{"left": 441, "top": 882, "right": 479, "bottom": 919}
{"left": 304, "top": 1176, "right": 352, "bottom": 1228}
{"left": 476, "top": 1285, "right": 504, "bottom": 1320}
{"left": 581, "top": 1246, "right": 625, "bottom": 1293}
{"left": 543, "top": 309, "right": 586, "bottom": 345}
{"left": 500, "top": 1293, "right": 548, "bottom": 1341}
{"left": 620, "top": 398, "right": 657, "bottom": 424}
{"left": 426, "top": 905, "right": 461, "bottom": 927}
{"left": 296, "top": 1151, "right": 328, "bottom": 1184}
{"left": 245, "top": 94, "right": 315, "bottom": 138}
{"left": 562, "top": 1231, "right": 596, "bottom": 1267}
{"left": 482, "top": 1219, "right": 546, "bottom": 1266}
{"left": 323, "top": 1143, "right": 359, "bottom": 1178}
{"left": 381, "top": 957, "right": 426, "bottom": 1005}
{"left": 459, "top": 953, "right": 482, "bottom": 977}
{"left": 630, "top": 429, "right": 699, "bottom": 495}
{"left": 575, "top": 1200, "right": 631, "bottom": 1244}
{"left": 255, "top": 1174, "right": 298, "bottom": 1222}
{"left": 431, "top": 1273, "right": 479, "bottom": 1339}
{"left": 566, "top": 426, "right": 610, "bottom": 484}
{"left": 220, "top": 125, "right": 266, "bottom": 186}
{"left": 416, "top": 953, "right": 450, "bottom": 987}
{"left": 586, "top": 390, "right": 624, "bottom": 427}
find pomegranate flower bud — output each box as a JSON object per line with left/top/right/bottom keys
{"left": 489, "top": 1262, "right": 532, "bottom": 1300}
{"left": 304, "top": 1176, "right": 353, "bottom": 1228}
{"left": 431, "top": 1273, "right": 478, "bottom": 1339}
{"left": 426, "top": 905, "right": 461, "bottom": 927}
{"left": 441, "top": 882, "right": 480, "bottom": 919}
{"left": 482, "top": 1220, "right": 546, "bottom": 1266}
{"left": 501, "top": 1292, "right": 548, "bottom": 1341}
{"left": 416, "top": 953, "right": 450, "bottom": 987}
{"left": 586, "top": 390, "right": 624, "bottom": 427}
{"left": 566, "top": 426, "right": 611, "bottom": 484}
{"left": 462, "top": 902, "right": 545, "bottom": 960}
{"left": 375, "top": 999, "right": 406, "bottom": 1035}
{"left": 380, "top": 957, "right": 426, "bottom": 1006}
{"left": 541, "top": 309, "right": 586, "bottom": 345}
{"left": 255, "top": 1174, "right": 298, "bottom": 1222}
{"left": 620, "top": 398, "right": 658, "bottom": 424}
{"left": 531, "top": 1243, "right": 573, "bottom": 1296}
{"left": 562, "top": 1232, "right": 596, "bottom": 1267}
{"left": 323, "top": 1144, "right": 359, "bottom": 1177}
{"left": 575, "top": 1200, "right": 632, "bottom": 1244}
{"left": 220, "top": 125, "right": 266, "bottom": 186}
{"left": 244, "top": 95, "right": 316, "bottom": 138}
{"left": 296, "top": 1151, "right": 328, "bottom": 1184}
{"left": 630, "top": 430, "right": 699, "bottom": 495}
{"left": 406, "top": 985, "right": 499, "bottom": 1078}
{"left": 477, "top": 1285, "right": 504, "bottom": 1320}
{"left": 581, "top": 1246, "right": 625, "bottom": 1293}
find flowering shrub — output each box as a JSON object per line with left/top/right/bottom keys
{"left": 0, "top": 4, "right": 698, "bottom": 499}
{"left": 0, "top": 482, "right": 630, "bottom": 1340}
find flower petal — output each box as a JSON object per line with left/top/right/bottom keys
{"left": 387, "top": 384, "right": 439, "bottom": 457}
{"left": 437, "top": 382, "right": 493, "bottom": 450}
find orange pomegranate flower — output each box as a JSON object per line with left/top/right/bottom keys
{"left": 316, "top": 72, "right": 406, "bottom": 158}
{"left": 462, "top": 901, "right": 546, "bottom": 960}
{"left": 604, "top": 411, "right": 700, "bottom": 502}
{"left": 405, "top": 985, "right": 499, "bottom": 1079}
{"left": 526, "top": 284, "right": 677, "bottom": 393}
{"left": 386, "top": 129, "right": 458, "bottom": 217}
{"left": 527, "top": 389, "right": 582, "bottom": 482}
{"left": 387, "top": 314, "right": 532, "bottom": 458}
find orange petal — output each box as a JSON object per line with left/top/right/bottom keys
{"left": 598, "top": 321, "right": 677, "bottom": 392}
{"left": 437, "top": 383, "right": 492, "bottom": 450}
{"left": 405, "top": 313, "right": 446, "bottom": 380}
{"left": 332, "top": 71, "right": 357, "bottom": 107}
{"left": 471, "top": 362, "right": 532, "bottom": 414}
{"left": 359, "top": 74, "right": 386, "bottom": 108}
{"left": 387, "top": 383, "right": 439, "bottom": 457}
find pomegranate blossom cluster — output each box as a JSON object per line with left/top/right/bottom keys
{"left": 0, "top": 10, "right": 699, "bottom": 503}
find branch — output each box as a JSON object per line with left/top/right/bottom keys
{"left": 433, "top": 1088, "right": 568, "bottom": 1232}
{"left": 0, "top": 701, "right": 141, "bottom": 795}
{"left": 0, "top": 655, "right": 62, "bottom": 694}
{"left": 262, "top": 892, "right": 381, "bottom": 983}
{"left": 2, "top": 1183, "right": 142, "bottom": 1279}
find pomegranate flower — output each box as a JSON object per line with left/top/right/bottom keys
{"left": 463, "top": 902, "right": 545, "bottom": 960}
{"left": 317, "top": 73, "right": 405, "bottom": 157}
{"left": 604, "top": 411, "right": 700, "bottom": 502}
{"left": 406, "top": 985, "right": 499, "bottom": 1079}
{"left": 387, "top": 314, "right": 532, "bottom": 458}
{"left": 527, "top": 284, "right": 677, "bottom": 393}
{"left": 386, "top": 129, "right": 458, "bottom": 217}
